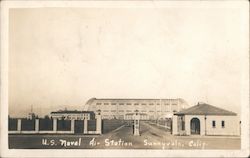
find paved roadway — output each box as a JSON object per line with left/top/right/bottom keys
{"left": 9, "top": 121, "right": 240, "bottom": 149}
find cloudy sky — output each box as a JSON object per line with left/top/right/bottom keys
{"left": 9, "top": 5, "right": 248, "bottom": 117}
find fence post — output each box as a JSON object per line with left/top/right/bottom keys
{"left": 35, "top": 119, "right": 39, "bottom": 133}
{"left": 96, "top": 113, "right": 102, "bottom": 134}
{"left": 172, "top": 115, "right": 178, "bottom": 135}
{"left": 71, "top": 119, "right": 75, "bottom": 133}
{"left": 84, "top": 119, "right": 88, "bottom": 134}
{"left": 53, "top": 118, "right": 57, "bottom": 133}
{"left": 17, "top": 119, "right": 21, "bottom": 132}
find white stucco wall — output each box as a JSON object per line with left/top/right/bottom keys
{"left": 182, "top": 115, "right": 240, "bottom": 136}
{"left": 205, "top": 115, "right": 240, "bottom": 136}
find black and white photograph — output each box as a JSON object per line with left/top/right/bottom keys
{"left": 0, "top": 0, "right": 249, "bottom": 157}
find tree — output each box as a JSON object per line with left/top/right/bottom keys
{"left": 44, "top": 115, "right": 50, "bottom": 119}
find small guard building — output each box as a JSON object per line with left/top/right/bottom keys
{"left": 172, "top": 103, "right": 240, "bottom": 136}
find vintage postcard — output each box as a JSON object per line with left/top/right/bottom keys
{"left": 0, "top": 0, "right": 249, "bottom": 157}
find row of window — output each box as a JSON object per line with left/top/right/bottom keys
{"left": 51, "top": 116, "right": 90, "bottom": 120}
{"left": 96, "top": 106, "right": 179, "bottom": 109}
{"left": 102, "top": 110, "right": 174, "bottom": 113}
{"left": 212, "top": 120, "right": 225, "bottom": 128}
{"left": 95, "top": 102, "right": 178, "bottom": 106}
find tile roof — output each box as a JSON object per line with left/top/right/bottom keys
{"left": 174, "top": 103, "right": 237, "bottom": 116}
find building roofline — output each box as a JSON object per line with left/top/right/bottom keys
{"left": 86, "top": 98, "right": 186, "bottom": 101}
{"left": 50, "top": 110, "right": 94, "bottom": 114}
{"left": 174, "top": 103, "right": 237, "bottom": 116}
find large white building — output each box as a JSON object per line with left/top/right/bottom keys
{"left": 86, "top": 98, "right": 189, "bottom": 120}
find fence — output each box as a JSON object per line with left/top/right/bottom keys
{"left": 147, "top": 118, "right": 172, "bottom": 131}
{"left": 9, "top": 118, "right": 18, "bottom": 131}
{"left": 157, "top": 118, "right": 172, "bottom": 128}
{"left": 39, "top": 118, "right": 53, "bottom": 131}
{"left": 8, "top": 116, "right": 101, "bottom": 134}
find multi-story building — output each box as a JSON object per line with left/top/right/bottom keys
{"left": 50, "top": 110, "right": 95, "bottom": 120}
{"left": 86, "top": 98, "right": 189, "bottom": 120}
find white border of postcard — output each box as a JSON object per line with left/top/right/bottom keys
{"left": 1, "top": 1, "right": 249, "bottom": 157}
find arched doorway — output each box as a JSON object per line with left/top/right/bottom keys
{"left": 190, "top": 118, "right": 200, "bottom": 135}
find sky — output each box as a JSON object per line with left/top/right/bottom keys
{"left": 9, "top": 6, "right": 248, "bottom": 117}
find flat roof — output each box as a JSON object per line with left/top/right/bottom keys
{"left": 51, "top": 110, "right": 94, "bottom": 114}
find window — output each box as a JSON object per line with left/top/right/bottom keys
{"left": 142, "top": 103, "right": 146, "bottom": 105}
{"left": 149, "top": 103, "right": 154, "bottom": 105}
{"left": 111, "top": 103, "right": 116, "bottom": 105}
{"left": 119, "top": 103, "right": 124, "bottom": 105}
{"left": 221, "top": 121, "right": 225, "bottom": 128}
{"left": 96, "top": 103, "right": 102, "bottom": 105}
{"left": 134, "top": 103, "right": 139, "bottom": 105}
{"left": 104, "top": 103, "right": 109, "bottom": 105}
{"left": 126, "top": 103, "right": 131, "bottom": 105}
{"left": 212, "top": 121, "right": 216, "bottom": 128}
{"left": 111, "top": 110, "right": 116, "bottom": 112}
